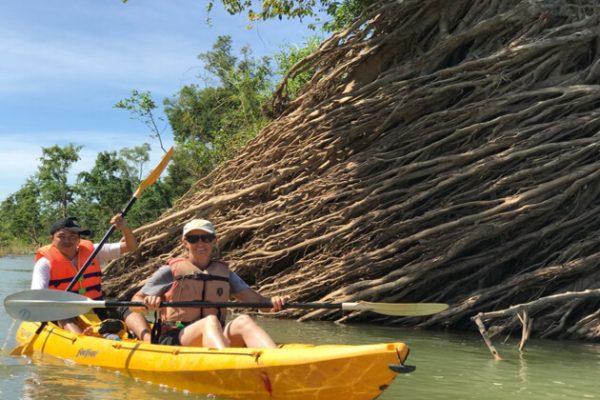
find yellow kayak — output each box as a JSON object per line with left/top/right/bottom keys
{"left": 15, "top": 319, "right": 413, "bottom": 400}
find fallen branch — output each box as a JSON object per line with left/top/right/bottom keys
{"left": 472, "top": 289, "right": 600, "bottom": 358}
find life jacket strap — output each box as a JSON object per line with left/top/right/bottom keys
{"left": 173, "top": 273, "right": 229, "bottom": 283}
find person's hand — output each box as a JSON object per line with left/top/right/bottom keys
{"left": 270, "top": 295, "right": 290, "bottom": 312}
{"left": 111, "top": 213, "right": 127, "bottom": 231}
{"left": 143, "top": 295, "right": 162, "bottom": 311}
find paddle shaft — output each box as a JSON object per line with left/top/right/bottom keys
{"left": 66, "top": 196, "right": 136, "bottom": 292}
{"left": 104, "top": 300, "right": 340, "bottom": 310}
{"left": 5, "top": 289, "right": 449, "bottom": 322}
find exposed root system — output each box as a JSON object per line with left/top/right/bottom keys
{"left": 104, "top": 0, "right": 600, "bottom": 344}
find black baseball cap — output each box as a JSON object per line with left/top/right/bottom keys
{"left": 50, "top": 217, "right": 92, "bottom": 236}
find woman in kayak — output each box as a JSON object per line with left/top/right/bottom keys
{"left": 31, "top": 214, "right": 152, "bottom": 341}
{"left": 130, "top": 218, "right": 288, "bottom": 349}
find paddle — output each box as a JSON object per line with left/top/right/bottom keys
{"left": 65, "top": 146, "right": 173, "bottom": 292}
{"left": 5, "top": 289, "right": 449, "bottom": 322}
{"left": 10, "top": 147, "right": 174, "bottom": 355}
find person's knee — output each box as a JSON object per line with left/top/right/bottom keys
{"left": 203, "top": 314, "right": 222, "bottom": 328}
{"left": 124, "top": 312, "right": 151, "bottom": 341}
{"left": 231, "top": 314, "right": 255, "bottom": 329}
{"left": 125, "top": 311, "right": 145, "bottom": 328}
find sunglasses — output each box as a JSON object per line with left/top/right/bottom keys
{"left": 185, "top": 234, "right": 215, "bottom": 244}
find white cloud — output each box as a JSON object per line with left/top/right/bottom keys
{"left": 0, "top": 131, "right": 171, "bottom": 201}
{"left": 0, "top": 0, "right": 322, "bottom": 201}
{"left": 0, "top": 23, "right": 201, "bottom": 97}
{"left": 0, "top": 1, "right": 320, "bottom": 97}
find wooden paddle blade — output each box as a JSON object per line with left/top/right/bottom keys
{"left": 133, "top": 146, "right": 173, "bottom": 198}
{"left": 4, "top": 289, "right": 98, "bottom": 322}
{"left": 343, "top": 302, "right": 449, "bottom": 316}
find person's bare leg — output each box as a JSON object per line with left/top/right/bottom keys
{"left": 125, "top": 312, "right": 151, "bottom": 342}
{"left": 225, "top": 314, "right": 277, "bottom": 348}
{"left": 59, "top": 318, "right": 83, "bottom": 333}
{"left": 179, "top": 315, "right": 229, "bottom": 348}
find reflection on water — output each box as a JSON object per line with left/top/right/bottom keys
{"left": 1, "top": 255, "right": 599, "bottom": 400}
{"left": 20, "top": 354, "right": 198, "bottom": 400}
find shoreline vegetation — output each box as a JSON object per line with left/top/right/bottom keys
{"left": 0, "top": 242, "right": 35, "bottom": 258}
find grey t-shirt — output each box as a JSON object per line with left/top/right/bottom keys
{"left": 140, "top": 265, "right": 250, "bottom": 297}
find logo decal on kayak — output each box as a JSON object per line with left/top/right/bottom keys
{"left": 76, "top": 349, "right": 98, "bottom": 358}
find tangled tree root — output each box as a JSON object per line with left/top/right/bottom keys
{"left": 473, "top": 288, "right": 600, "bottom": 359}
{"left": 104, "top": 0, "right": 600, "bottom": 345}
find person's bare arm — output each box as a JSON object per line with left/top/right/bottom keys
{"left": 233, "top": 288, "right": 289, "bottom": 312}
{"left": 111, "top": 214, "right": 138, "bottom": 253}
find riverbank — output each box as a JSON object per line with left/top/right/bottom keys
{"left": 0, "top": 241, "right": 34, "bottom": 257}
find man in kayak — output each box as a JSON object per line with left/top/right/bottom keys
{"left": 130, "top": 218, "right": 289, "bottom": 348}
{"left": 31, "top": 214, "right": 152, "bottom": 341}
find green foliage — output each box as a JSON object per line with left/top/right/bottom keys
{"left": 129, "top": 182, "right": 172, "bottom": 226}
{"left": 74, "top": 150, "right": 135, "bottom": 231}
{"left": 115, "top": 90, "right": 168, "bottom": 152}
{"left": 119, "top": 143, "right": 151, "bottom": 180}
{"left": 163, "top": 35, "right": 272, "bottom": 197}
{"left": 36, "top": 144, "right": 82, "bottom": 218}
{"left": 208, "top": 0, "right": 373, "bottom": 31}
{"left": 0, "top": 143, "right": 173, "bottom": 250}
{"left": 322, "top": 0, "right": 376, "bottom": 32}
{"left": 274, "top": 36, "right": 322, "bottom": 100}
{"left": 1, "top": 144, "right": 83, "bottom": 247}
{"left": 74, "top": 145, "right": 172, "bottom": 236}
{"left": 0, "top": 179, "right": 44, "bottom": 247}
{"left": 216, "top": 0, "right": 324, "bottom": 20}
{"left": 196, "top": 36, "right": 273, "bottom": 129}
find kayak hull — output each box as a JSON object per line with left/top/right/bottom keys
{"left": 15, "top": 321, "right": 411, "bottom": 400}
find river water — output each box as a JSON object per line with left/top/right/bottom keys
{"left": 1, "top": 255, "right": 598, "bottom": 399}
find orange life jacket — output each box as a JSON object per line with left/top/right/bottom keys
{"left": 35, "top": 240, "right": 103, "bottom": 300}
{"left": 161, "top": 258, "right": 230, "bottom": 325}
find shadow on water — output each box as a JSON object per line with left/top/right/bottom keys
{"left": 1, "top": 254, "right": 599, "bottom": 400}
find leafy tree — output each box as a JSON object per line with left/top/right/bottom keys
{"left": 211, "top": 0, "right": 326, "bottom": 21}
{"left": 36, "top": 144, "right": 82, "bottom": 218}
{"left": 74, "top": 150, "right": 134, "bottom": 232}
{"left": 0, "top": 179, "right": 44, "bottom": 246}
{"left": 129, "top": 181, "right": 172, "bottom": 227}
{"left": 1, "top": 144, "right": 81, "bottom": 248}
{"left": 119, "top": 143, "right": 152, "bottom": 180}
{"left": 115, "top": 90, "right": 169, "bottom": 152}
{"left": 163, "top": 35, "right": 273, "bottom": 197}
{"left": 195, "top": 35, "right": 273, "bottom": 132}
{"left": 321, "top": 0, "right": 377, "bottom": 32}
{"left": 208, "top": 0, "right": 374, "bottom": 30}
{"left": 274, "top": 36, "right": 322, "bottom": 100}
{"left": 73, "top": 146, "right": 172, "bottom": 237}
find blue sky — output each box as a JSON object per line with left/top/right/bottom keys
{"left": 0, "top": 0, "right": 322, "bottom": 201}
